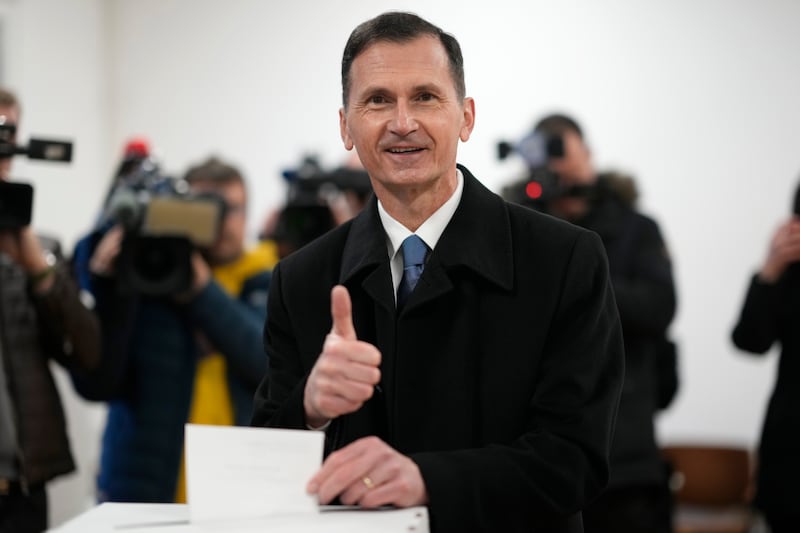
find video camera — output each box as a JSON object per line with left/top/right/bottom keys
{"left": 267, "top": 155, "right": 371, "bottom": 255}
{"left": 0, "top": 120, "right": 73, "bottom": 229}
{"left": 101, "top": 142, "right": 225, "bottom": 296}
{"left": 497, "top": 130, "right": 592, "bottom": 211}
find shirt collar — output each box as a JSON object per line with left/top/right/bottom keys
{"left": 377, "top": 168, "right": 464, "bottom": 259}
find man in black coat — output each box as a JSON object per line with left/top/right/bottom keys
{"left": 251, "top": 12, "right": 624, "bottom": 533}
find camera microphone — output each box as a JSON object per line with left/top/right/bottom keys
{"left": 0, "top": 137, "right": 73, "bottom": 162}
{"left": 25, "top": 138, "right": 73, "bottom": 162}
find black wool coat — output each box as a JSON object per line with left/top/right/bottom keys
{"left": 576, "top": 178, "right": 677, "bottom": 489}
{"left": 253, "top": 166, "right": 625, "bottom": 533}
{"left": 732, "top": 267, "right": 800, "bottom": 517}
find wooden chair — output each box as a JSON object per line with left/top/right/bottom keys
{"left": 662, "top": 444, "right": 755, "bottom": 533}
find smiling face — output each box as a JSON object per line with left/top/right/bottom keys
{"left": 339, "top": 35, "right": 474, "bottom": 217}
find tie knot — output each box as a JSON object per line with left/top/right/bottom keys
{"left": 401, "top": 235, "right": 428, "bottom": 268}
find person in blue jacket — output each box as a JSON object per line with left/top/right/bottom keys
{"left": 71, "top": 156, "right": 274, "bottom": 503}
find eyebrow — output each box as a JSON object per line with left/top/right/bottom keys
{"left": 359, "top": 82, "right": 446, "bottom": 98}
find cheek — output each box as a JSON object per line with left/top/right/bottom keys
{"left": 226, "top": 217, "right": 246, "bottom": 239}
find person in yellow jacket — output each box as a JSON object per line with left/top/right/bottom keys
{"left": 73, "top": 156, "right": 276, "bottom": 503}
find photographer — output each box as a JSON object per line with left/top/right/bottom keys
{"left": 505, "top": 113, "right": 678, "bottom": 533}
{"left": 0, "top": 88, "right": 100, "bottom": 533}
{"left": 262, "top": 153, "right": 372, "bottom": 260}
{"left": 71, "top": 156, "right": 273, "bottom": 503}
{"left": 730, "top": 179, "right": 800, "bottom": 533}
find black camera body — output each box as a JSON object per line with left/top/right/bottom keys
{"left": 268, "top": 156, "right": 371, "bottom": 254}
{"left": 498, "top": 130, "right": 564, "bottom": 210}
{"left": 0, "top": 122, "right": 73, "bottom": 229}
{"left": 0, "top": 181, "right": 33, "bottom": 230}
{"left": 103, "top": 158, "right": 224, "bottom": 296}
{"left": 498, "top": 131, "right": 594, "bottom": 211}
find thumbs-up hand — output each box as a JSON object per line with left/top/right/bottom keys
{"left": 304, "top": 285, "right": 382, "bottom": 428}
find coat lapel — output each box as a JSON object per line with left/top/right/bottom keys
{"left": 406, "top": 165, "right": 515, "bottom": 312}
{"left": 337, "top": 165, "right": 515, "bottom": 314}
{"left": 339, "top": 197, "right": 395, "bottom": 313}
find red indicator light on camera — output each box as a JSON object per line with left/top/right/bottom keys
{"left": 525, "top": 181, "right": 543, "bottom": 200}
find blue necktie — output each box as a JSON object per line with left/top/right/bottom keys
{"left": 397, "top": 235, "right": 429, "bottom": 310}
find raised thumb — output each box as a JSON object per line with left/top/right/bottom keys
{"left": 330, "top": 285, "right": 356, "bottom": 340}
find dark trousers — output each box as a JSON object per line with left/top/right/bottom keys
{"left": 583, "top": 483, "right": 673, "bottom": 533}
{"left": 0, "top": 483, "right": 47, "bottom": 533}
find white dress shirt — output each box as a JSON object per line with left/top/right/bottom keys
{"left": 377, "top": 169, "right": 464, "bottom": 302}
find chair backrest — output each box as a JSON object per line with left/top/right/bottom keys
{"left": 662, "top": 444, "right": 753, "bottom": 507}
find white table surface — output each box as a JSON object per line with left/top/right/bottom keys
{"left": 50, "top": 502, "right": 430, "bottom": 533}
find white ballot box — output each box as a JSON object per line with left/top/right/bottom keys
{"left": 50, "top": 503, "right": 430, "bottom": 532}
{"left": 50, "top": 425, "right": 430, "bottom": 532}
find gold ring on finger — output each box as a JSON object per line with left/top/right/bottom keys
{"left": 362, "top": 476, "right": 374, "bottom": 489}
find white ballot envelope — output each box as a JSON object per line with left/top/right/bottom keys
{"left": 184, "top": 424, "right": 324, "bottom": 523}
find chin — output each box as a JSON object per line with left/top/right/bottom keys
{"left": 211, "top": 249, "right": 242, "bottom": 266}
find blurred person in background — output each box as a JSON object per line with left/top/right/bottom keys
{"left": 731, "top": 178, "right": 800, "bottom": 533}
{"left": 70, "top": 155, "right": 273, "bottom": 503}
{"left": 260, "top": 152, "right": 372, "bottom": 260}
{"left": 0, "top": 87, "right": 100, "bottom": 532}
{"left": 504, "top": 113, "right": 678, "bottom": 533}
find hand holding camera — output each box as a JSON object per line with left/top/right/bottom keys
{"left": 0, "top": 105, "right": 72, "bottom": 293}
{"left": 89, "top": 221, "right": 214, "bottom": 300}
{"left": 0, "top": 225, "right": 56, "bottom": 291}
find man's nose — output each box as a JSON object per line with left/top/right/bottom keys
{"left": 389, "top": 100, "right": 418, "bottom": 136}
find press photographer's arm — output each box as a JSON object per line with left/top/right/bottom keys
{"left": 0, "top": 226, "right": 57, "bottom": 292}
{"left": 0, "top": 227, "right": 101, "bottom": 370}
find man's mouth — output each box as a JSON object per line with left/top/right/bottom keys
{"left": 387, "top": 147, "right": 423, "bottom": 154}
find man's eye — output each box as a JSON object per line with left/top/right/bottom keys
{"left": 368, "top": 95, "right": 387, "bottom": 104}
{"left": 418, "top": 93, "right": 435, "bottom": 102}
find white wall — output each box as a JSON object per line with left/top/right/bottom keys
{"left": 106, "top": 0, "right": 800, "bottom": 444}
{"left": 3, "top": 0, "right": 799, "bottom": 527}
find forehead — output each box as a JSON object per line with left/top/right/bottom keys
{"left": 190, "top": 179, "right": 245, "bottom": 201}
{"left": 560, "top": 130, "right": 586, "bottom": 152}
{"left": 350, "top": 35, "right": 452, "bottom": 89}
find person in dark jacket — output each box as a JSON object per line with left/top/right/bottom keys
{"left": 514, "top": 113, "right": 678, "bottom": 533}
{"left": 252, "top": 12, "right": 625, "bottom": 533}
{"left": 731, "top": 179, "right": 800, "bottom": 533}
{"left": 71, "top": 156, "right": 274, "bottom": 503}
{"left": 0, "top": 88, "right": 101, "bottom": 533}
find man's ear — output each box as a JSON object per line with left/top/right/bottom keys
{"left": 460, "top": 97, "right": 475, "bottom": 142}
{"left": 340, "top": 108, "right": 354, "bottom": 151}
